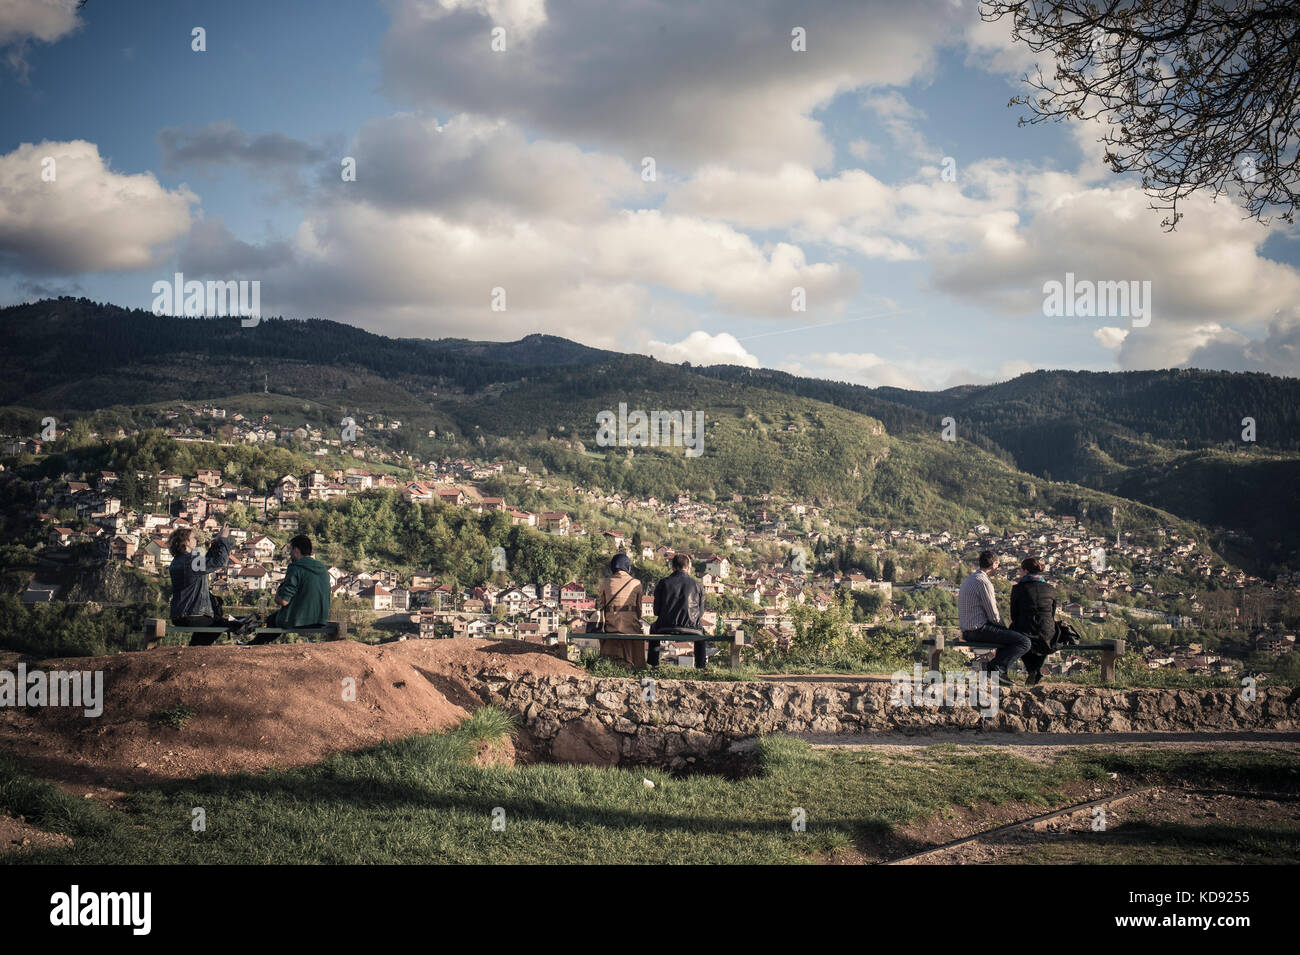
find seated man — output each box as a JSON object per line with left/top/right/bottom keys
{"left": 249, "top": 534, "right": 331, "bottom": 645}
{"left": 167, "top": 523, "right": 251, "bottom": 645}
{"left": 648, "top": 553, "right": 708, "bottom": 669}
{"left": 957, "top": 550, "right": 1031, "bottom": 683}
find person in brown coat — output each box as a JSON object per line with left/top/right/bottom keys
{"left": 597, "top": 552, "right": 645, "bottom": 668}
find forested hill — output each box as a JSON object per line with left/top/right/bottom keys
{"left": 0, "top": 298, "right": 612, "bottom": 407}
{"left": 3, "top": 297, "right": 1298, "bottom": 568}
{"left": 701, "top": 366, "right": 1300, "bottom": 456}
{"left": 697, "top": 365, "right": 1300, "bottom": 569}
{"left": 877, "top": 368, "right": 1300, "bottom": 456}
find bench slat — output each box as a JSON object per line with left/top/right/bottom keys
{"left": 145, "top": 619, "right": 342, "bottom": 643}
{"left": 574, "top": 633, "right": 735, "bottom": 642}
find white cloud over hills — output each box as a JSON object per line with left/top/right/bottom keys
{"left": 1, "top": 0, "right": 1297, "bottom": 383}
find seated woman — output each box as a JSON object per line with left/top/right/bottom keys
{"left": 1009, "top": 556, "right": 1056, "bottom": 685}
{"left": 597, "top": 552, "right": 645, "bottom": 668}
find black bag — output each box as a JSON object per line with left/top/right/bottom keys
{"left": 1053, "top": 619, "right": 1082, "bottom": 649}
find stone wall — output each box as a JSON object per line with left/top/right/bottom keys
{"left": 474, "top": 672, "right": 1300, "bottom": 768}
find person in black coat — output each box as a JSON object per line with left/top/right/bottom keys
{"left": 167, "top": 524, "right": 234, "bottom": 645}
{"left": 1009, "top": 556, "right": 1056, "bottom": 685}
{"left": 648, "top": 553, "right": 707, "bottom": 669}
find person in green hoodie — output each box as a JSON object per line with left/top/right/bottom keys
{"left": 249, "top": 534, "right": 331, "bottom": 645}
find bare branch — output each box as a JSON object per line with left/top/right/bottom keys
{"left": 982, "top": 0, "right": 1300, "bottom": 229}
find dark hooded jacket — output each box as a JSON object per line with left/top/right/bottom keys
{"left": 275, "top": 556, "right": 331, "bottom": 628}
{"left": 169, "top": 536, "right": 231, "bottom": 622}
{"left": 1009, "top": 574, "right": 1056, "bottom": 640}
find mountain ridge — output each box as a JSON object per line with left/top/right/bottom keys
{"left": 3, "top": 297, "right": 1297, "bottom": 570}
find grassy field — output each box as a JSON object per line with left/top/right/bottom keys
{"left": 2, "top": 712, "right": 1297, "bottom": 865}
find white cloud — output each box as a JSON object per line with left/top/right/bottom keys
{"left": 253, "top": 190, "right": 856, "bottom": 340}
{"left": 644, "top": 331, "right": 759, "bottom": 367}
{"left": 922, "top": 176, "right": 1300, "bottom": 373}
{"left": 200, "top": 111, "right": 859, "bottom": 338}
{"left": 780, "top": 352, "right": 954, "bottom": 390}
{"left": 341, "top": 112, "right": 644, "bottom": 221}
{"left": 669, "top": 163, "right": 918, "bottom": 261}
{"left": 860, "top": 91, "right": 935, "bottom": 160}
{"left": 381, "top": 0, "right": 963, "bottom": 170}
{"left": 1183, "top": 315, "right": 1300, "bottom": 377}
{"left": 0, "top": 140, "right": 197, "bottom": 274}
{"left": 962, "top": 9, "right": 1046, "bottom": 79}
{"left": 0, "top": 0, "right": 80, "bottom": 47}
{"left": 687, "top": 151, "right": 1300, "bottom": 376}
{"left": 0, "top": 0, "right": 82, "bottom": 78}
{"left": 1094, "top": 326, "right": 1129, "bottom": 350}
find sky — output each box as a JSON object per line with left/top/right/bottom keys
{"left": 1, "top": 0, "right": 1297, "bottom": 390}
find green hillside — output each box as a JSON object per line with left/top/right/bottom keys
{"left": 1, "top": 298, "right": 1292, "bottom": 566}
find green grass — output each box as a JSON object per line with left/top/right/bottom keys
{"left": 3, "top": 720, "right": 1296, "bottom": 865}
{"left": 152, "top": 705, "right": 197, "bottom": 730}
{"left": 457, "top": 705, "right": 519, "bottom": 746}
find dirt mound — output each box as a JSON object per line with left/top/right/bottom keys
{"left": 0, "top": 639, "right": 581, "bottom": 787}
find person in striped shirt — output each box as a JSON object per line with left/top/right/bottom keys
{"left": 957, "top": 550, "right": 1031, "bottom": 682}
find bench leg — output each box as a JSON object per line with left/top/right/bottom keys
{"left": 925, "top": 633, "right": 944, "bottom": 674}
{"left": 729, "top": 640, "right": 742, "bottom": 670}
{"left": 144, "top": 619, "right": 165, "bottom": 650}
{"left": 1100, "top": 648, "right": 1117, "bottom": 683}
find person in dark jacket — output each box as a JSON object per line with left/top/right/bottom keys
{"left": 168, "top": 524, "right": 237, "bottom": 645}
{"left": 249, "top": 534, "right": 332, "bottom": 644}
{"left": 1009, "top": 556, "right": 1056, "bottom": 685}
{"left": 648, "top": 553, "right": 708, "bottom": 669}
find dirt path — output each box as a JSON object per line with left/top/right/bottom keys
{"left": 798, "top": 730, "right": 1300, "bottom": 762}
{"left": 811, "top": 732, "right": 1300, "bottom": 864}
{"left": 0, "top": 813, "right": 73, "bottom": 857}
{"left": 888, "top": 787, "right": 1300, "bottom": 865}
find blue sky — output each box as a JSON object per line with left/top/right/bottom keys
{"left": 2, "top": 0, "right": 1297, "bottom": 389}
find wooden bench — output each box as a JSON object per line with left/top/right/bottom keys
{"left": 142, "top": 618, "right": 345, "bottom": 648}
{"left": 920, "top": 633, "right": 1126, "bottom": 682}
{"left": 566, "top": 629, "right": 744, "bottom": 669}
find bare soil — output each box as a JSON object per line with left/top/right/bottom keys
{"left": 0, "top": 813, "right": 74, "bottom": 856}
{"left": 0, "top": 639, "right": 581, "bottom": 788}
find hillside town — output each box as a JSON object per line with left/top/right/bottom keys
{"left": 4, "top": 407, "right": 1298, "bottom": 674}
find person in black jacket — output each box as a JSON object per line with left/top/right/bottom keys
{"left": 1009, "top": 556, "right": 1056, "bottom": 685}
{"left": 648, "top": 554, "right": 708, "bottom": 669}
{"left": 167, "top": 524, "right": 253, "bottom": 645}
